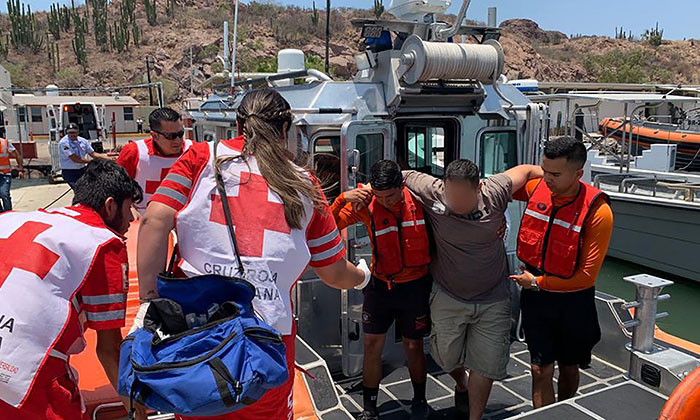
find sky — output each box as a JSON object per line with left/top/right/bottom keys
{"left": 6, "top": 0, "right": 699, "bottom": 40}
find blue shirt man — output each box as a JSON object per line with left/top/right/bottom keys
{"left": 58, "top": 123, "right": 113, "bottom": 189}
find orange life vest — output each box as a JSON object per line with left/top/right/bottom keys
{"left": 368, "top": 188, "right": 431, "bottom": 281}
{"left": 0, "top": 138, "right": 11, "bottom": 174}
{"left": 517, "top": 180, "right": 608, "bottom": 279}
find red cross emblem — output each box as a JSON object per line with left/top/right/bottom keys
{"left": 209, "top": 172, "right": 291, "bottom": 257}
{"left": 0, "top": 222, "right": 60, "bottom": 287}
{"left": 145, "top": 168, "right": 170, "bottom": 195}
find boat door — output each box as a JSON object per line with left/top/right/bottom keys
{"left": 340, "top": 120, "right": 395, "bottom": 377}
{"left": 46, "top": 105, "right": 61, "bottom": 177}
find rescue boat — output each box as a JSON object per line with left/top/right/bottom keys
{"left": 599, "top": 117, "right": 700, "bottom": 172}
{"left": 67, "top": 0, "right": 700, "bottom": 417}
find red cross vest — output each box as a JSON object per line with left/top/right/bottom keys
{"left": 0, "top": 207, "right": 119, "bottom": 407}
{"left": 175, "top": 141, "right": 317, "bottom": 336}
{"left": 517, "top": 180, "right": 608, "bottom": 279}
{"left": 368, "top": 188, "right": 430, "bottom": 281}
{"left": 133, "top": 138, "right": 192, "bottom": 214}
{"left": 0, "top": 138, "right": 12, "bottom": 174}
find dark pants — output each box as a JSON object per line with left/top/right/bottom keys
{"left": 520, "top": 287, "right": 601, "bottom": 367}
{"left": 0, "top": 173, "right": 11, "bottom": 213}
{"left": 62, "top": 168, "right": 85, "bottom": 190}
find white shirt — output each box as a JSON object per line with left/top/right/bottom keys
{"left": 58, "top": 135, "right": 94, "bottom": 170}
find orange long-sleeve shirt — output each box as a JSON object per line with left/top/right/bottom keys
{"left": 330, "top": 191, "right": 429, "bottom": 284}
{"left": 514, "top": 179, "right": 614, "bottom": 292}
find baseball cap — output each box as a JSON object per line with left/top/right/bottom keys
{"left": 67, "top": 123, "right": 79, "bottom": 131}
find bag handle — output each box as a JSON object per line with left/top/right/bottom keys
{"left": 213, "top": 139, "right": 246, "bottom": 277}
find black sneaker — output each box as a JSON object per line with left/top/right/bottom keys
{"left": 455, "top": 388, "right": 469, "bottom": 417}
{"left": 410, "top": 400, "right": 430, "bottom": 420}
{"left": 357, "top": 410, "right": 379, "bottom": 420}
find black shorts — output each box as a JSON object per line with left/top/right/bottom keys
{"left": 362, "top": 275, "right": 431, "bottom": 340}
{"left": 520, "top": 286, "right": 601, "bottom": 367}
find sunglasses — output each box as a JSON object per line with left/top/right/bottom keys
{"left": 153, "top": 129, "right": 185, "bottom": 140}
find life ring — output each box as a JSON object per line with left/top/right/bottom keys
{"left": 659, "top": 365, "right": 700, "bottom": 419}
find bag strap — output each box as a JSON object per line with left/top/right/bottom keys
{"left": 213, "top": 139, "right": 246, "bottom": 276}
{"left": 164, "top": 243, "right": 179, "bottom": 276}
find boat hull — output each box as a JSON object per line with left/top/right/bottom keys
{"left": 606, "top": 192, "right": 700, "bottom": 283}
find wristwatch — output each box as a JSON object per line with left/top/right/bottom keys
{"left": 530, "top": 276, "right": 540, "bottom": 292}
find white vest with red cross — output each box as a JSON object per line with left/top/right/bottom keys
{"left": 517, "top": 181, "right": 608, "bottom": 279}
{"left": 0, "top": 207, "right": 119, "bottom": 407}
{"left": 133, "top": 138, "right": 192, "bottom": 214}
{"left": 368, "top": 188, "right": 430, "bottom": 281}
{"left": 175, "top": 141, "right": 314, "bottom": 335}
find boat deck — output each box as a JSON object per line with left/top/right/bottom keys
{"left": 327, "top": 341, "right": 666, "bottom": 419}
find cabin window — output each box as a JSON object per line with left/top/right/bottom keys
{"left": 396, "top": 119, "right": 459, "bottom": 177}
{"left": 123, "top": 107, "right": 134, "bottom": 121}
{"left": 312, "top": 136, "right": 341, "bottom": 203}
{"left": 355, "top": 133, "right": 384, "bottom": 185}
{"left": 479, "top": 130, "right": 517, "bottom": 177}
{"left": 18, "top": 107, "right": 27, "bottom": 123}
{"left": 31, "top": 107, "right": 43, "bottom": 123}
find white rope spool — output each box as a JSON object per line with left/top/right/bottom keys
{"left": 399, "top": 35, "right": 505, "bottom": 84}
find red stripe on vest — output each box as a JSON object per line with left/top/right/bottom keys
{"left": 517, "top": 181, "right": 608, "bottom": 279}
{"left": 369, "top": 188, "right": 430, "bottom": 279}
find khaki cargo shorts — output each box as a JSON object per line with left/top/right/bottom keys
{"left": 429, "top": 284, "right": 511, "bottom": 380}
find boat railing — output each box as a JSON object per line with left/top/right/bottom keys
{"left": 593, "top": 173, "right": 699, "bottom": 202}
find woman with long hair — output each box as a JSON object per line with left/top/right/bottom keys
{"left": 136, "top": 88, "right": 369, "bottom": 419}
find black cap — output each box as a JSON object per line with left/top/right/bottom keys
{"left": 66, "top": 123, "right": 79, "bottom": 131}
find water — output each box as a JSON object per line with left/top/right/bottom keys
{"left": 598, "top": 257, "right": 700, "bottom": 345}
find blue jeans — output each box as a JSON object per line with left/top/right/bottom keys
{"left": 0, "top": 174, "right": 11, "bottom": 213}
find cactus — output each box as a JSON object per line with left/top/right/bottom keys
{"left": 90, "top": 0, "right": 109, "bottom": 51}
{"left": 165, "top": 0, "right": 176, "bottom": 18}
{"left": 72, "top": 17, "right": 88, "bottom": 70}
{"left": 132, "top": 21, "right": 141, "bottom": 46}
{"left": 48, "top": 41, "right": 60, "bottom": 74}
{"left": 110, "top": 20, "right": 131, "bottom": 53}
{"left": 643, "top": 22, "right": 664, "bottom": 47}
{"left": 373, "top": 0, "right": 384, "bottom": 19}
{"left": 48, "top": 4, "right": 61, "bottom": 40}
{"left": 311, "top": 1, "right": 319, "bottom": 27}
{"left": 0, "top": 35, "right": 8, "bottom": 60}
{"left": 143, "top": 0, "right": 157, "bottom": 26}
{"left": 109, "top": 0, "right": 139, "bottom": 51}
{"left": 7, "top": 0, "right": 45, "bottom": 52}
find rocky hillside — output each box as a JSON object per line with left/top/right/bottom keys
{"left": 0, "top": 1, "right": 698, "bottom": 107}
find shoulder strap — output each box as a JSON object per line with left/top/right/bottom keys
{"left": 213, "top": 140, "right": 246, "bottom": 276}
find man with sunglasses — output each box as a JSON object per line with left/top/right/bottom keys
{"left": 117, "top": 107, "right": 192, "bottom": 215}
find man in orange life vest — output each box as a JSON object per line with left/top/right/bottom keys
{"left": 116, "top": 107, "right": 192, "bottom": 215}
{"left": 0, "top": 136, "right": 24, "bottom": 213}
{"left": 511, "top": 136, "right": 613, "bottom": 408}
{"left": 331, "top": 160, "right": 431, "bottom": 420}
{"left": 0, "top": 160, "right": 146, "bottom": 419}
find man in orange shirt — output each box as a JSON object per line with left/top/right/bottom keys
{"left": 331, "top": 160, "right": 431, "bottom": 420}
{"left": 511, "top": 136, "right": 613, "bottom": 408}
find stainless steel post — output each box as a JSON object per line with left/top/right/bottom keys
{"left": 623, "top": 274, "right": 673, "bottom": 353}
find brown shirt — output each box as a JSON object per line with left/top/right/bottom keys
{"left": 403, "top": 171, "right": 513, "bottom": 303}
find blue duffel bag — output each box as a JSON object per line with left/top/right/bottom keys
{"left": 117, "top": 274, "right": 288, "bottom": 417}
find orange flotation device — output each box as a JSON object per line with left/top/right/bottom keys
{"left": 659, "top": 365, "right": 700, "bottom": 420}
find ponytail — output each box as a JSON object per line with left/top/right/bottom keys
{"left": 225, "top": 88, "right": 325, "bottom": 230}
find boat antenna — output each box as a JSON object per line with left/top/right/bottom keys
{"left": 325, "top": 0, "right": 331, "bottom": 74}
{"left": 230, "top": 0, "right": 240, "bottom": 91}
